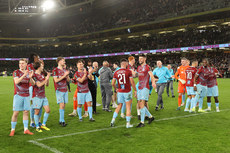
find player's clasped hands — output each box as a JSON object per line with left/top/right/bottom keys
{"left": 28, "top": 71, "right": 34, "bottom": 78}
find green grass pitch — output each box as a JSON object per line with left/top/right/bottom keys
{"left": 0, "top": 77, "right": 230, "bottom": 153}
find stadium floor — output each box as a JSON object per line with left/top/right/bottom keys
{"left": 0, "top": 77, "right": 230, "bottom": 153}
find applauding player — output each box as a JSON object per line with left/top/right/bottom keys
{"left": 110, "top": 59, "right": 137, "bottom": 128}
{"left": 9, "top": 58, "right": 35, "bottom": 136}
{"left": 184, "top": 60, "right": 198, "bottom": 112}
{"left": 32, "top": 61, "right": 51, "bottom": 132}
{"left": 52, "top": 57, "right": 70, "bottom": 127}
{"left": 73, "top": 60, "right": 95, "bottom": 122}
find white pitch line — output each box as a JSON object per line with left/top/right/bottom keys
{"left": 33, "top": 109, "right": 230, "bottom": 142}
{"left": 28, "top": 109, "right": 230, "bottom": 153}
{"left": 28, "top": 140, "right": 63, "bottom": 153}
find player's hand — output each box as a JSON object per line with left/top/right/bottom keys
{"left": 28, "top": 71, "right": 34, "bottom": 78}
{"left": 83, "top": 68, "right": 87, "bottom": 74}
{"left": 64, "top": 70, "right": 70, "bottom": 77}
{"left": 134, "top": 91, "right": 137, "bottom": 98}
{"left": 171, "top": 75, "right": 175, "bottom": 79}
{"left": 194, "top": 86, "right": 197, "bottom": 91}
{"left": 24, "top": 70, "right": 29, "bottom": 76}
{"left": 152, "top": 82, "right": 156, "bottom": 89}
{"left": 88, "top": 67, "right": 93, "bottom": 74}
{"left": 46, "top": 72, "right": 51, "bottom": 79}
{"left": 73, "top": 97, "right": 77, "bottom": 101}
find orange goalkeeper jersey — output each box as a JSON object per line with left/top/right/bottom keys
{"left": 175, "top": 65, "right": 190, "bottom": 80}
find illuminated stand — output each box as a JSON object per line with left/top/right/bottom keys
{"left": 0, "top": 43, "right": 229, "bottom": 61}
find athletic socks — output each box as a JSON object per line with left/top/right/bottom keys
{"left": 144, "top": 107, "right": 152, "bottom": 118}
{"left": 182, "top": 94, "right": 185, "bottom": 104}
{"left": 140, "top": 108, "right": 146, "bottom": 123}
{"left": 191, "top": 97, "right": 196, "bottom": 109}
{"left": 23, "top": 120, "right": 29, "bottom": 131}
{"left": 88, "top": 107, "right": 93, "bottom": 119}
{"left": 59, "top": 109, "right": 65, "bottom": 122}
{"left": 215, "top": 103, "right": 219, "bottom": 108}
{"left": 42, "top": 112, "right": 49, "bottom": 125}
{"left": 30, "top": 107, "right": 34, "bottom": 122}
{"left": 34, "top": 114, "right": 39, "bottom": 128}
{"left": 11, "top": 122, "right": 17, "bottom": 130}
{"left": 199, "top": 97, "right": 203, "bottom": 110}
{"left": 77, "top": 107, "right": 82, "bottom": 119}
{"left": 185, "top": 98, "right": 191, "bottom": 109}
{"left": 39, "top": 107, "right": 43, "bottom": 119}
{"left": 111, "top": 112, "right": 118, "bottom": 123}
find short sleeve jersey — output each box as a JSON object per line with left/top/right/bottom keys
{"left": 113, "top": 68, "right": 132, "bottom": 93}
{"left": 137, "top": 64, "right": 151, "bottom": 90}
{"left": 32, "top": 73, "right": 46, "bottom": 98}
{"left": 13, "top": 69, "right": 30, "bottom": 97}
{"left": 73, "top": 71, "right": 89, "bottom": 93}
{"left": 52, "top": 67, "right": 67, "bottom": 92}
{"left": 185, "top": 67, "right": 197, "bottom": 87}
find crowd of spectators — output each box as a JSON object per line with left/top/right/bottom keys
{"left": 0, "top": 0, "right": 229, "bottom": 38}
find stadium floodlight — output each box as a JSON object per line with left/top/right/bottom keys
{"left": 103, "top": 39, "right": 109, "bottom": 42}
{"left": 42, "top": 0, "right": 56, "bottom": 12}
{"left": 114, "top": 37, "right": 121, "bottom": 41}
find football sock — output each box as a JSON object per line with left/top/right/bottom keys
{"left": 182, "top": 94, "right": 185, "bottom": 104}
{"left": 23, "top": 120, "right": 28, "bottom": 131}
{"left": 137, "top": 109, "right": 140, "bottom": 115}
{"left": 207, "top": 102, "right": 211, "bottom": 108}
{"left": 77, "top": 107, "right": 82, "bottom": 119}
{"left": 30, "top": 107, "right": 34, "bottom": 122}
{"left": 59, "top": 109, "right": 65, "bottom": 122}
{"left": 11, "top": 122, "right": 17, "bottom": 130}
{"left": 126, "top": 116, "right": 131, "bottom": 123}
{"left": 144, "top": 107, "right": 152, "bottom": 118}
{"left": 199, "top": 97, "right": 203, "bottom": 110}
{"left": 111, "top": 112, "right": 118, "bottom": 123}
{"left": 38, "top": 107, "right": 43, "bottom": 119}
{"left": 34, "top": 114, "right": 39, "bottom": 128}
{"left": 215, "top": 103, "right": 219, "bottom": 107}
{"left": 88, "top": 107, "right": 93, "bottom": 119}
{"left": 185, "top": 98, "right": 191, "bottom": 109}
{"left": 140, "top": 108, "right": 146, "bottom": 123}
{"left": 42, "top": 112, "right": 49, "bottom": 125}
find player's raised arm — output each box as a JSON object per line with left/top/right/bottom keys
{"left": 14, "top": 70, "right": 29, "bottom": 85}
{"left": 36, "top": 73, "right": 50, "bottom": 87}
{"left": 53, "top": 70, "right": 69, "bottom": 83}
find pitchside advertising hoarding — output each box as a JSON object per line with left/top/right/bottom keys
{"left": 0, "top": 43, "right": 230, "bottom": 61}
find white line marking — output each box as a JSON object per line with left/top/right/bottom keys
{"left": 34, "top": 109, "right": 230, "bottom": 141}
{"left": 28, "top": 109, "right": 230, "bottom": 153}
{"left": 28, "top": 140, "right": 63, "bottom": 153}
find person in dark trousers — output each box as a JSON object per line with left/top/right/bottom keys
{"left": 166, "top": 65, "right": 175, "bottom": 98}
{"left": 99, "top": 61, "right": 113, "bottom": 112}
{"left": 87, "top": 60, "right": 99, "bottom": 114}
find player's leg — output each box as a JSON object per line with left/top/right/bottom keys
{"left": 34, "top": 109, "right": 42, "bottom": 132}
{"left": 206, "top": 96, "right": 212, "bottom": 111}
{"left": 121, "top": 101, "right": 126, "bottom": 118}
{"left": 41, "top": 98, "right": 50, "bottom": 131}
{"left": 125, "top": 99, "right": 132, "bottom": 128}
{"left": 198, "top": 85, "right": 207, "bottom": 112}
{"left": 10, "top": 94, "right": 21, "bottom": 136}
{"left": 185, "top": 95, "right": 191, "bottom": 112}
{"left": 177, "top": 82, "right": 183, "bottom": 110}
{"left": 86, "top": 91, "right": 94, "bottom": 121}
{"left": 190, "top": 95, "right": 196, "bottom": 112}
{"left": 83, "top": 102, "right": 88, "bottom": 118}
{"left": 29, "top": 86, "right": 35, "bottom": 127}
{"left": 23, "top": 96, "right": 33, "bottom": 135}
{"left": 69, "top": 88, "right": 78, "bottom": 116}
{"left": 10, "top": 111, "right": 19, "bottom": 136}
{"left": 110, "top": 103, "right": 122, "bottom": 127}
{"left": 214, "top": 86, "right": 220, "bottom": 112}
{"left": 77, "top": 92, "right": 85, "bottom": 121}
